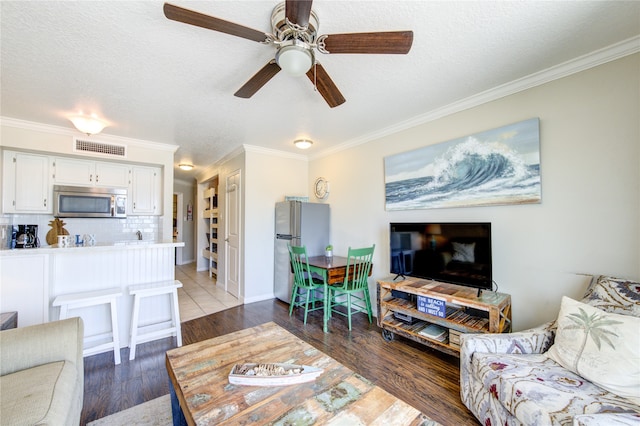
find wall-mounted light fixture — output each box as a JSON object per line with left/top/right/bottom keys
{"left": 294, "top": 139, "right": 313, "bottom": 149}
{"left": 68, "top": 113, "right": 109, "bottom": 136}
{"left": 178, "top": 163, "right": 194, "bottom": 171}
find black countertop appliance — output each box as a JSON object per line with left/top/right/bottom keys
{"left": 14, "top": 225, "right": 39, "bottom": 248}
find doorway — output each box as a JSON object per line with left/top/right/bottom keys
{"left": 173, "top": 193, "right": 183, "bottom": 265}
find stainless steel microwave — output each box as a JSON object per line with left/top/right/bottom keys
{"left": 53, "top": 185, "right": 127, "bottom": 218}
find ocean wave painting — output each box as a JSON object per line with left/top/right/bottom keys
{"left": 384, "top": 118, "right": 541, "bottom": 210}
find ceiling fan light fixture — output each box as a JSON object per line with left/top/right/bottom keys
{"left": 178, "top": 163, "right": 194, "bottom": 171}
{"left": 294, "top": 139, "right": 313, "bottom": 149}
{"left": 276, "top": 41, "right": 313, "bottom": 77}
{"left": 68, "top": 113, "right": 108, "bottom": 136}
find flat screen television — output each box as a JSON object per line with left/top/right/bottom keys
{"left": 390, "top": 222, "right": 493, "bottom": 293}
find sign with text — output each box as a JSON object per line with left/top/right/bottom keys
{"left": 417, "top": 296, "right": 446, "bottom": 318}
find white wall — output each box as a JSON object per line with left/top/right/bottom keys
{"left": 308, "top": 54, "right": 640, "bottom": 331}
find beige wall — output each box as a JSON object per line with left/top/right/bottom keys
{"left": 244, "top": 148, "right": 309, "bottom": 302}
{"left": 308, "top": 54, "right": 640, "bottom": 330}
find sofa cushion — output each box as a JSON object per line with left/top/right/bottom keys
{"left": 581, "top": 275, "right": 640, "bottom": 317}
{"left": 546, "top": 297, "right": 640, "bottom": 405}
{"left": 0, "top": 361, "right": 79, "bottom": 426}
{"left": 574, "top": 412, "right": 640, "bottom": 425}
{"left": 471, "top": 352, "right": 640, "bottom": 425}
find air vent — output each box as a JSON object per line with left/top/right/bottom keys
{"left": 74, "top": 138, "right": 126, "bottom": 157}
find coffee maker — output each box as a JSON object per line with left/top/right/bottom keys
{"left": 14, "top": 225, "right": 39, "bottom": 248}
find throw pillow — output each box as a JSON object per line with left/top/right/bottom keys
{"left": 581, "top": 275, "right": 640, "bottom": 317}
{"left": 546, "top": 296, "right": 640, "bottom": 405}
{"left": 451, "top": 242, "right": 475, "bottom": 263}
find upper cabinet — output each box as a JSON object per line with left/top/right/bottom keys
{"left": 2, "top": 150, "right": 51, "bottom": 214}
{"left": 2, "top": 150, "right": 162, "bottom": 216}
{"left": 129, "top": 165, "right": 162, "bottom": 215}
{"left": 53, "top": 157, "right": 129, "bottom": 188}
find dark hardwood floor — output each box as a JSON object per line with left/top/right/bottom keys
{"left": 81, "top": 299, "right": 479, "bottom": 425}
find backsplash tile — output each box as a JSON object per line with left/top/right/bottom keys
{"left": 3, "top": 214, "right": 162, "bottom": 247}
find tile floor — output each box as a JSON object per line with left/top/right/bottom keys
{"left": 175, "top": 263, "right": 241, "bottom": 322}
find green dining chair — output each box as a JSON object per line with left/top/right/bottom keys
{"left": 328, "top": 244, "right": 375, "bottom": 331}
{"left": 288, "top": 244, "right": 325, "bottom": 325}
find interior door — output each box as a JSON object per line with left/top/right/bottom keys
{"left": 225, "top": 170, "right": 241, "bottom": 298}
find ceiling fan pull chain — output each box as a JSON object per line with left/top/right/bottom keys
{"left": 313, "top": 61, "right": 318, "bottom": 92}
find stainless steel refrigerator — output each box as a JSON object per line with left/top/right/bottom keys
{"left": 274, "top": 201, "right": 330, "bottom": 302}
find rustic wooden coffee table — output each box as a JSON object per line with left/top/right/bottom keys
{"left": 166, "top": 322, "right": 430, "bottom": 425}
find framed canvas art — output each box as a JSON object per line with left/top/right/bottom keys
{"left": 384, "top": 118, "right": 541, "bottom": 210}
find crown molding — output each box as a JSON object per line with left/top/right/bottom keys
{"left": 195, "top": 144, "right": 245, "bottom": 183}
{"left": 0, "top": 116, "right": 178, "bottom": 153}
{"left": 197, "top": 144, "right": 309, "bottom": 182}
{"left": 312, "top": 36, "right": 640, "bottom": 160}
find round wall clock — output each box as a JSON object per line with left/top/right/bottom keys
{"left": 314, "top": 177, "right": 330, "bottom": 199}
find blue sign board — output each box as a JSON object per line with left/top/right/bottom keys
{"left": 417, "top": 296, "right": 446, "bottom": 318}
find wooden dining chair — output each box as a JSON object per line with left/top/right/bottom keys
{"left": 328, "top": 244, "right": 375, "bottom": 330}
{"left": 288, "top": 244, "right": 325, "bottom": 325}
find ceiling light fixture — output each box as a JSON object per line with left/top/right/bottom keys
{"left": 178, "top": 163, "right": 194, "bottom": 171}
{"left": 275, "top": 40, "right": 313, "bottom": 77}
{"left": 68, "top": 113, "right": 109, "bottom": 136}
{"left": 294, "top": 139, "right": 313, "bottom": 149}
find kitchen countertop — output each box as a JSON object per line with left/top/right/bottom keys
{"left": 0, "top": 240, "right": 185, "bottom": 256}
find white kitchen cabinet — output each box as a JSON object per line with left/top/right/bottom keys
{"left": 129, "top": 165, "right": 162, "bottom": 215}
{"left": 53, "top": 157, "right": 129, "bottom": 188}
{"left": 95, "top": 162, "right": 130, "bottom": 187}
{"left": 2, "top": 150, "right": 51, "bottom": 213}
{"left": 52, "top": 157, "right": 93, "bottom": 186}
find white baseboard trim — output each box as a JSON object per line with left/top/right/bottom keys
{"left": 242, "top": 293, "right": 275, "bottom": 304}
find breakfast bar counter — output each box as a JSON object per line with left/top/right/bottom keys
{"left": 0, "top": 241, "right": 184, "bottom": 354}
{"left": 0, "top": 240, "right": 183, "bottom": 256}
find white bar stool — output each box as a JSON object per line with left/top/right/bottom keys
{"left": 128, "top": 279, "right": 183, "bottom": 360}
{"left": 53, "top": 288, "right": 122, "bottom": 365}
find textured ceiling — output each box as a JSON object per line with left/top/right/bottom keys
{"left": 1, "top": 1, "right": 639, "bottom": 181}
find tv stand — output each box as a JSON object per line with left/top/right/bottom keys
{"left": 377, "top": 277, "right": 511, "bottom": 357}
{"left": 392, "top": 274, "right": 406, "bottom": 281}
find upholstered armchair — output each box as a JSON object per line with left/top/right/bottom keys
{"left": 460, "top": 275, "right": 640, "bottom": 425}
{"left": 0, "top": 317, "right": 84, "bottom": 425}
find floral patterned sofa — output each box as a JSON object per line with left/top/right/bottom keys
{"left": 460, "top": 275, "right": 640, "bottom": 425}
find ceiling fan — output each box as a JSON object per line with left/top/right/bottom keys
{"left": 163, "top": 1, "right": 413, "bottom": 108}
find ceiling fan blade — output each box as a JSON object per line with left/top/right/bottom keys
{"left": 306, "top": 63, "right": 345, "bottom": 108}
{"left": 285, "top": 0, "right": 313, "bottom": 28}
{"left": 234, "top": 61, "right": 282, "bottom": 98}
{"left": 163, "top": 3, "right": 269, "bottom": 43}
{"left": 318, "top": 31, "right": 413, "bottom": 54}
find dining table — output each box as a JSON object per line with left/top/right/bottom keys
{"left": 305, "top": 255, "right": 372, "bottom": 333}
